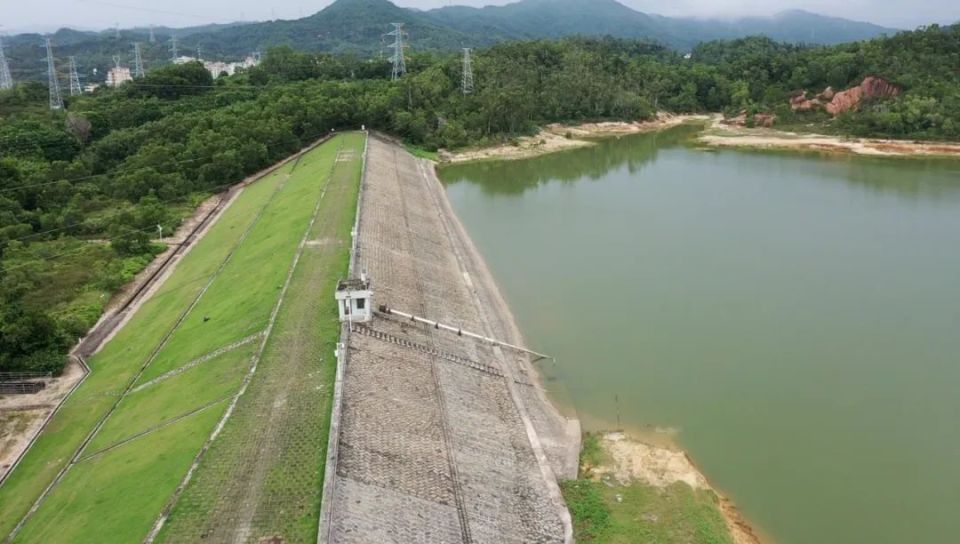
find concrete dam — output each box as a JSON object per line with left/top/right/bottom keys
{"left": 320, "top": 135, "right": 581, "bottom": 543}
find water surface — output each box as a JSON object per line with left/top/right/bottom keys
{"left": 440, "top": 128, "right": 960, "bottom": 544}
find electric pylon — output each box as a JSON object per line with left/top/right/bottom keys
{"left": 149, "top": 25, "right": 155, "bottom": 43}
{"left": 68, "top": 56, "right": 81, "bottom": 96}
{"left": 170, "top": 35, "right": 178, "bottom": 62}
{"left": 384, "top": 23, "right": 407, "bottom": 81}
{"left": 45, "top": 38, "right": 63, "bottom": 110}
{"left": 133, "top": 43, "right": 145, "bottom": 77}
{"left": 0, "top": 35, "right": 13, "bottom": 90}
{"left": 461, "top": 48, "right": 474, "bottom": 95}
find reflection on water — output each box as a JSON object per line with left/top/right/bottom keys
{"left": 440, "top": 129, "right": 960, "bottom": 544}
{"left": 443, "top": 126, "right": 960, "bottom": 202}
{"left": 441, "top": 125, "right": 701, "bottom": 193}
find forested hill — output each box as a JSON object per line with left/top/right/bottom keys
{"left": 2, "top": 0, "right": 897, "bottom": 83}
{"left": 2, "top": 24, "right": 958, "bottom": 373}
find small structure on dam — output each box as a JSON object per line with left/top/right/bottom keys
{"left": 336, "top": 275, "right": 373, "bottom": 323}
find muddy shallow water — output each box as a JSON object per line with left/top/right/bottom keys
{"left": 440, "top": 127, "right": 960, "bottom": 544}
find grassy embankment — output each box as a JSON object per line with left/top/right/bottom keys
{"left": 1, "top": 134, "right": 363, "bottom": 543}
{"left": 561, "top": 434, "right": 734, "bottom": 544}
{"left": 156, "top": 131, "right": 365, "bottom": 542}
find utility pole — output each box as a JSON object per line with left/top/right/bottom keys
{"left": 170, "top": 35, "right": 178, "bottom": 62}
{"left": 68, "top": 56, "right": 82, "bottom": 96}
{"left": 384, "top": 23, "right": 407, "bottom": 81}
{"left": 45, "top": 38, "right": 63, "bottom": 110}
{"left": 461, "top": 47, "right": 474, "bottom": 95}
{"left": 0, "top": 35, "right": 13, "bottom": 90}
{"left": 132, "top": 43, "right": 145, "bottom": 77}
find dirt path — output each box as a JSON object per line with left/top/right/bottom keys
{"left": 699, "top": 115, "right": 960, "bottom": 158}
{"left": 441, "top": 113, "right": 710, "bottom": 164}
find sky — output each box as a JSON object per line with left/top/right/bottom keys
{"left": 1, "top": 0, "right": 957, "bottom": 34}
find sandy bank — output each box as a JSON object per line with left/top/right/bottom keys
{"left": 593, "top": 432, "right": 765, "bottom": 544}
{"left": 699, "top": 116, "right": 960, "bottom": 158}
{"left": 441, "top": 113, "right": 710, "bottom": 164}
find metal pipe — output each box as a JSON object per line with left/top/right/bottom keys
{"left": 378, "top": 305, "right": 551, "bottom": 361}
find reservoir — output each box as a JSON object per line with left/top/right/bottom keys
{"left": 439, "top": 127, "right": 960, "bottom": 544}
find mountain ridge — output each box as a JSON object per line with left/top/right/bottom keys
{"left": 1, "top": 0, "right": 900, "bottom": 82}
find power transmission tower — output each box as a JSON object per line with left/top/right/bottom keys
{"left": 132, "top": 43, "right": 145, "bottom": 77}
{"left": 0, "top": 35, "right": 13, "bottom": 90}
{"left": 149, "top": 25, "right": 155, "bottom": 43}
{"left": 114, "top": 23, "right": 120, "bottom": 40}
{"left": 461, "top": 48, "right": 474, "bottom": 95}
{"left": 384, "top": 23, "right": 407, "bottom": 81}
{"left": 45, "top": 38, "right": 63, "bottom": 110}
{"left": 170, "top": 35, "right": 178, "bottom": 62}
{"left": 68, "top": 56, "right": 82, "bottom": 96}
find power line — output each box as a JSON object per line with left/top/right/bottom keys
{"left": 0, "top": 35, "right": 13, "bottom": 90}
{"left": 0, "top": 224, "right": 165, "bottom": 275}
{"left": 462, "top": 47, "right": 474, "bottom": 95}
{"left": 45, "top": 38, "right": 63, "bottom": 110}
{"left": 383, "top": 23, "right": 408, "bottom": 81}
{"left": 69, "top": 56, "right": 82, "bottom": 96}
{"left": 132, "top": 43, "right": 145, "bottom": 78}
{"left": 4, "top": 178, "right": 236, "bottom": 244}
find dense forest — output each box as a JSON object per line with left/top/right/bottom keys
{"left": 1, "top": 24, "right": 958, "bottom": 372}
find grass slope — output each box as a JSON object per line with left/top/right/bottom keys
{"left": 0, "top": 162, "right": 291, "bottom": 539}
{"left": 1, "top": 136, "right": 352, "bottom": 543}
{"left": 156, "top": 132, "right": 365, "bottom": 543}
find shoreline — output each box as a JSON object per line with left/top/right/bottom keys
{"left": 440, "top": 113, "right": 711, "bottom": 164}
{"left": 588, "top": 431, "right": 766, "bottom": 544}
{"left": 698, "top": 115, "right": 960, "bottom": 158}
{"left": 440, "top": 113, "right": 960, "bottom": 164}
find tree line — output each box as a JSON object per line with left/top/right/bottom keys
{"left": 1, "top": 24, "right": 958, "bottom": 372}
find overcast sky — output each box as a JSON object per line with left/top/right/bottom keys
{"left": 2, "top": 0, "right": 957, "bottom": 34}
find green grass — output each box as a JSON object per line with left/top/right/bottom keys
{"left": 561, "top": 479, "right": 734, "bottom": 544}
{"left": 84, "top": 344, "right": 255, "bottom": 453}
{"left": 563, "top": 434, "right": 735, "bottom": 544}
{"left": 155, "top": 131, "right": 365, "bottom": 543}
{"left": 1, "top": 137, "right": 355, "bottom": 542}
{"left": 405, "top": 142, "right": 439, "bottom": 161}
{"left": 12, "top": 406, "right": 226, "bottom": 544}
{"left": 0, "top": 164, "right": 291, "bottom": 539}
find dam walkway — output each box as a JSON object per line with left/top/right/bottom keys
{"left": 322, "top": 136, "right": 580, "bottom": 543}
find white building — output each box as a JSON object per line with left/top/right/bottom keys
{"left": 106, "top": 66, "right": 132, "bottom": 87}
{"left": 336, "top": 276, "right": 373, "bottom": 323}
{"left": 203, "top": 60, "right": 234, "bottom": 78}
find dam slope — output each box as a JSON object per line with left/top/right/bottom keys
{"left": 324, "top": 135, "right": 580, "bottom": 543}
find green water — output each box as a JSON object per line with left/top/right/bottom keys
{"left": 440, "top": 127, "right": 960, "bottom": 544}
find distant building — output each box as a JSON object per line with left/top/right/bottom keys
{"left": 203, "top": 55, "right": 261, "bottom": 79}
{"left": 83, "top": 83, "right": 100, "bottom": 93}
{"left": 203, "top": 60, "right": 233, "bottom": 78}
{"left": 106, "top": 67, "right": 132, "bottom": 87}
